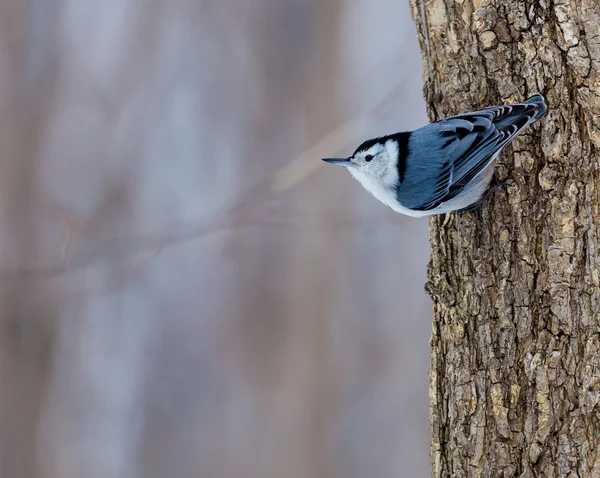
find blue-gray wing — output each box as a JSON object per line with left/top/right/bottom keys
{"left": 401, "top": 94, "right": 546, "bottom": 211}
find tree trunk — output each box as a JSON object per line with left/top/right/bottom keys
{"left": 409, "top": 0, "right": 600, "bottom": 476}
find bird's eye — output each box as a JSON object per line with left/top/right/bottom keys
{"left": 365, "top": 154, "right": 374, "bottom": 162}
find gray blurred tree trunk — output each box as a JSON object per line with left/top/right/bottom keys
{"left": 410, "top": 0, "right": 600, "bottom": 476}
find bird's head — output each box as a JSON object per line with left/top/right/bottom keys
{"left": 322, "top": 136, "right": 400, "bottom": 182}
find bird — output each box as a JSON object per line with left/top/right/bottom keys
{"left": 322, "top": 94, "right": 547, "bottom": 217}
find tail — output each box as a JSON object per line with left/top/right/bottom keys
{"left": 524, "top": 93, "right": 547, "bottom": 121}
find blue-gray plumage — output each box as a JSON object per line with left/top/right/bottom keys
{"left": 322, "top": 94, "right": 547, "bottom": 217}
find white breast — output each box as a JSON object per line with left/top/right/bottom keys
{"left": 348, "top": 167, "right": 429, "bottom": 218}
{"left": 348, "top": 154, "right": 498, "bottom": 218}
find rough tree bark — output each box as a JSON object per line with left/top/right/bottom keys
{"left": 409, "top": 0, "right": 600, "bottom": 476}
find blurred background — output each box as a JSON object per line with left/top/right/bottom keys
{"left": 0, "top": 0, "right": 432, "bottom": 477}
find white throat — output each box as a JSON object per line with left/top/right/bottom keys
{"left": 347, "top": 140, "right": 427, "bottom": 217}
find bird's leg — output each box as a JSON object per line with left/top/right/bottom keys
{"left": 456, "top": 176, "right": 507, "bottom": 213}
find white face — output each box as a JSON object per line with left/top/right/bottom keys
{"left": 342, "top": 139, "right": 404, "bottom": 212}
{"left": 348, "top": 140, "right": 399, "bottom": 183}
{"left": 323, "top": 137, "right": 426, "bottom": 216}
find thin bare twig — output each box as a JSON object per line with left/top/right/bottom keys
{"left": 0, "top": 82, "right": 409, "bottom": 281}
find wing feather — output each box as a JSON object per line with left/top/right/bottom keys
{"left": 407, "top": 98, "right": 543, "bottom": 211}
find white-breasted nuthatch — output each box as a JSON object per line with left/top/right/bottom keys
{"left": 322, "top": 94, "right": 547, "bottom": 217}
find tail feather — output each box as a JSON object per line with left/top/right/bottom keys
{"left": 524, "top": 93, "right": 547, "bottom": 121}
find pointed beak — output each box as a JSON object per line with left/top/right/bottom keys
{"left": 322, "top": 157, "right": 352, "bottom": 166}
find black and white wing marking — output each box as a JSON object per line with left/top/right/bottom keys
{"left": 410, "top": 95, "right": 546, "bottom": 212}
